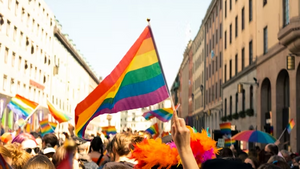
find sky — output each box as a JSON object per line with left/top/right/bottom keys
{"left": 44, "top": 0, "right": 211, "bottom": 89}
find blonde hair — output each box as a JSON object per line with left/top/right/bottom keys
{"left": 0, "top": 145, "right": 12, "bottom": 158}
{"left": 52, "top": 146, "right": 67, "bottom": 167}
{"left": 5, "top": 143, "right": 31, "bottom": 169}
{"left": 112, "top": 133, "right": 133, "bottom": 156}
{"left": 23, "top": 155, "right": 55, "bottom": 169}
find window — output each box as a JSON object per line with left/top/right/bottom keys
{"left": 242, "top": 7, "right": 245, "bottom": 30}
{"left": 8, "top": 0, "right": 12, "bottom": 9}
{"left": 10, "top": 78, "right": 14, "bottom": 93}
{"left": 242, "top": 89, "right": 245, "bottom": 111}
{"left": 209, "top": 64, "right": 211, "bottom": 77}
{"left": 242, "top": 48, "right": 245, "bottom": 70}
{"left": 220, "top": 24, "right": 222, "bottom": 39}
{"left": 212, "top": 34, "right": 214, "bottom": 48}
{"left": 263, "top": 0, "right": 267, "bottom": 6}
{"left": 216, "top": 56, "right": 218, "bottom": 71}
{"left": 224, "top": 98, "right": 227, "bottom": 117}
{"left": 12, "top": 52, "right": 15, "bottom": 67}
{"left": 27, "top": 13, "right": 30, "bottom": 27}
{"left": 264, "top": 26, "right": 268, "bottom": 54}
{"left": 235, "top": 54, "right": 238, "bottom": 75}
{"left": 219, "top": 80, "right": 222, "bottom": 97}
{"left": 249, "top": 40, "right": 253, "bottom": 65}
{"left": 229, "top": 24, "right": 232, "bottom": 44}
{"left": 215, "top": 83, "right": 218, "bottom": 99}
{"left": 224, "top": 64, "right": 227, "bottom": 82}
{"left": 249, "top": 0, "right": 253, "bottom": 22}
{"left": 13, "top": 26, "right": 17, "bottom": 41}
{"left": 212, "top": 85, "right": 214, "bottom": 101}
{"left": 220, "top": 52, "right": 222, "bottom": 68}
{"left": 230, "top": 96, "right": 232, "bottom": 116}
{"left": 250, "top": 85, "right": 253, "bottom": 109}
{"left": 212, "top": 61, "right": 214, "bottom": 74}
{"left": 216, "top": 30, "right": 218, "bottom": 43}
{"left": 4, "top": 47, "right": 8, "bottom": 63}
{"left": 34, "top": 67, "right": 37, "bottom": 79}
{"left": 230, "top": 0, "right": 232, "bottom": 10}
{"left": 3, "top": 75, "right": 7, "bottom": 91}
{"left": 216, "top": 5, "right": 218, "bottom": 16}
{"left": 32, "top": 19, "right": 35, "bottom": 32}
{"left": 6, "top": 20, "right": 10, "bottom": 36}
{"left": 24, "top": 60, "right": 28, "bottom": 74}
{"left": 229, "top": 59, "right": 232, "bottom": 79}
{"left": 225, "top": 0, "right": 227, "bottom": 18}
{"left": 19, "top": 32, "right": 23, "bottom": 47}
{"left": 220, "top": 0, "right": 222, "bottom": 9}
{"left": 224, "top": 31, "right": 227, "bottom": 49}
{"left": 18, "top": 56, "right": 21, "bottom": 71}
{"left": 15, "top": 1, "right": 19, "bottom": 16}
{"left": 235, "top": 93, "right": 238, "bottom": 113}
{"left": 235, "top": 16, "right": 238, "bottom": 37}
{"left": 283, "top": 0, "right": 289, "bottom": 27}
{"left": 21, "top": 8, "right": 25, "bottom": 21}
{"left": 37, "top": 24, "right": 39, "bottom": 36}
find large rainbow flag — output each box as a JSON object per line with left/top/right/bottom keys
{"left": 142, "top": 107, "right": 175, "bottom": 122}
{"left": 7, "top": 95, "right": 39, "bottom": 120}
{"left": 74, "top": 26, "right": 169, "bottom": 137}
{"left": 47, "top": 101, "right": 71, "bottom": 123}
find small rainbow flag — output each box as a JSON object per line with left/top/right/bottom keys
{"left": 47, "top": 101, "right": 71, "bottom": 123}
{"left": 225, "top": 139, "right": 236, "bottom": 147}
{"left": 287, "top": 119, "right": 295, "bottom": 134}
{"left": 74, "top": 25, "right": 169, "bottom": 138}
{"left": 7, "top": 95, "right": 39, "bottom": 119}
{"left": 102, "top": 126, "right": 117, "bottom": 136}
{"left": 220, "top": 122, "right": 231, "bottom": 135}
{"left": 270, "top": 126, "right": 274, "bottom": 136}
{"left": 161, "top": 131, "right": 171, "bottom": 137}
{"left": 0, "top": 153, "right": 11, "bottom": 169}
{"left": 39, "top": 118, "right": 48, "bottom": 128}
{"left": 49, "top": 122, "right": 57, "bottom": 131}
{"left": 145, "top": 123, "right": 159, "bottom": 135}
{"left": 39, "top": 119, "right": 54, "bottom": 136}
{"left": 142, "top": 107, "right": 174, "bottom": 122}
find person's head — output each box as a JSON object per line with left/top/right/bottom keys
{"left": 248, "top": 149, "right": 258, "bottom": 158}
{"left": 78, "top": 142, "right": 90, "bottom": 154}
{"left": 292, "top": 156, "right": 300, "bottom": 166}
{"left": 12, "top": 133, "right": 39, "bottom": 157}
{"left": 258, "top": 163, "right": 281, "bottom": 169}
{"left": 265, "top": 144, "right": 278, "bottom": 156}
{"left": 245, "top": 157, "right": 259, "bottom": 169}
{"left": 280, "top": 150, "right": 291, "bottom": 162}
{"left": 23, "top": 154, "right": 55, "bottom": 169}
{"left": 30, "top": 132, "right": 42, "bottom": 149}
{"left": 259, "top": 149, "right": 273, "bottom": 165}
{"left": 52, "top": 146, "right": 67, "bottom": 167}
{"left": 267, "top": 155, "right": 286, "bottom": 164}
{"left": 0, "top": 145, "right": 12, "bottom": 166}
{"left": 5, "top": 143, "right": 31, "bottom": 169}
{"left": 111, "top": 133, "right": 133, "bottom": 161}
{"left": 272, "top": 160, "right": 290, "bottom": 169}
{"left": 42, "top": 133, "right": 58, "bottom": 149}
{"left": 238, "top": 152, "right": 248, "bottom": 162}
{"left": 90, "top": 136, "right": 103, "bottom": 153}
{"left": 220, "top": 147, "right": 233, "bottom": 158}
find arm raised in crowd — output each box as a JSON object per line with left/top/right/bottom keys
{"left": 171, "top": 111, "right": 198, "bottom": 169}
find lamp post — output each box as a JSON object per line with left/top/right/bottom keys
{"left": 106, "top": 114, "right": 112, "bottom": 126}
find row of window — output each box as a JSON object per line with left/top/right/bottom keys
{"left": 205, "top": 80, "right": 222, "bottom": 104}
{"left": 194, "top": 95, "right": 204, "bottom": 110}
{"left": 1, "top": 44, "right": 50, "bottom": 85}
{"left": 225, "top": 0, "right": 253, "bottom": 22}
{"left": 224, "top": 86, "right": 253, "bottom": 117}
{"left": 207, "top": 52, "right": 222, "bottom": 79}
{"left": 206, "top": 0, "right": 222, "bottom": 33}
{"left": 224, "top": 40, "right": 253, "bottom": 82}
{"left": 51, "top": 95, "right": 71, "bottom": 113}
{"left": 206, "top": 23, "right": 222, "bottom": 57}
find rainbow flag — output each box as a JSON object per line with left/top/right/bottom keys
{"left": 47, "top": 101, "right": 71, "bottom": 123}
{"left": 270, "top": 126, "right": 274, "bottom": 136}
{"left": 0, "top": 133, "right": 12, "bottom": 144}
{"left": 25, "top": 123, "right": 30, "bottom": 133}
{"left": 287, "top": 119, "right": 295, "bottom": 134}
{"left": 49, "top": 122, "right": 57, "bottom": 131}
{"left": 161, "top": 131, "right": 171, "bottom": 137}
{"left": 7, "top": 95, "right": 39, "bottom": 119}
{"left": 16, "top": 118, "right": 26, "bottom": 127}
{"left": 39, "top": 118, "right": 48, "bottom": 128}
{"left": 74, "top": 26, "right": 169, "bottom": 137}
{"left": 102, "top": 126, "right": 117, "bottom": 136}
{"left": 39, "top": 119, "right": 54, "bottom": 136}
{"left": 220, "top": 122, "right": 231, "bottom": 135}
{"left": 142, "top": 107, "right": 174, "bottom": 122}
{"left": 0, "top": 153, "right": 11, "bottom": 169}
{"left": 145, "top": 123, "right": 159, "bottom": 135}
{"left": 225, "top": 139, "right": 236, "bottom": 147}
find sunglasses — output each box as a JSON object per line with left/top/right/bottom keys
{"left": 24, "top": 147, "right": 40, "bottom": 154}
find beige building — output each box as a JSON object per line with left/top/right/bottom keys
{"left": 256, "top": 0, "right": 300, "bottom": 151}
{"left": 222, "top": 0, "right": 257, "bottom": 132}
{"left": 192, "top": 25, "right": 205, "bottom": 131}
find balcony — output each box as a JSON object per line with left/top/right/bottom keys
{"left": 278, "top": 17, "right": 300, "bottom": 55}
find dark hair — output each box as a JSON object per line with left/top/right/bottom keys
{"left": 259, "top": 149, "right": 272, "bottom": 165}
{"left": 258, "top": 164, "right": 281, "bottom": 169}
{"left": 89, "top": 136, "right": 104, "bottom": 165}
{"left": 238, "top": 152, "right": 248, "bottom": 162}
{"left": 42, "top": 134, "right": 58, "bottom": 148}
{"left": 30, "top": 132, "right": 41, "bottom": 139}
{"left": 266, "top": 144, "right": 278, "bottom": 155}
{"left": 248, "top": 149, "right": 258, "bottom": 158}
{"left": 23, "top": 155, "right": 55, "bottom": 169}
{"left": 247, "top": 156, "right": 259, "bottom": 169}
{"left": 220, "top": 148, "right": 233, "bottom": 158}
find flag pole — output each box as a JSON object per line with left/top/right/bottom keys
{"left": 147, "top": 19, "right": 177, "bottom": 112}
{"left": 278, "top": 128, "right": 287, "bottom": 141}
{"left": 25, "top": 105, "right": 40, "bottom": 122}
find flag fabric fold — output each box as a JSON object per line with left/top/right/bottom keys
{"left": 142, "top": 107, "right": 174, "bottom": 122}
{"left": 74, "top": 26, "right": 169, "bottom": 137}
{"left": 7, "top": 95, "right": 39, "bottom": 120}
{"left": 145, "top": 123, "right": 159, "bottom": 135}
{"left": 47, "top": 101, "right": 71, "bottom": 123}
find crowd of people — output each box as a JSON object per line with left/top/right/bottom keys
{"left": 0, "top": 115, "right": 299, "bottom": 169}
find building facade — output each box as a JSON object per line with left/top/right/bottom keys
{"left": 192, "top": 25, "right": 206, "bottom": 131}
{"left": 0, "top": 0, "right": 100, "bottom": 135}
{"left": 222, "top": 0, "right": 257, "bottom": 132}
{"left": 203, "top": 0, "right": 223, "bottom": 132}
{"left": 256, "top": 0, "right": 300, "bottom": 151}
